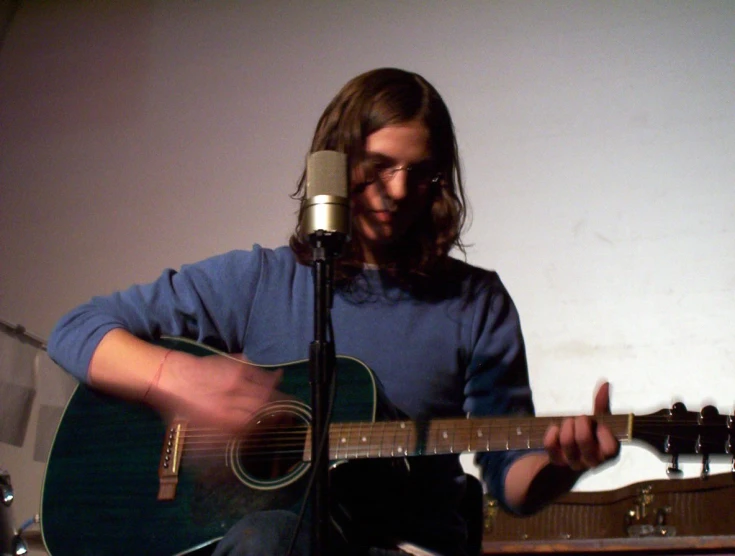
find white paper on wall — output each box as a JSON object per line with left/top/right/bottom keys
{"left": 0, "top": 334, "right": 37, "bottom": 447}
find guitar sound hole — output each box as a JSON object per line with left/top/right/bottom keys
{"left": 237, "top": 410, "right": 307, "bottom": 483}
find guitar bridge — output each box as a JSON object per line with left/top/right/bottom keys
{"left": 157, "top": 418, "right": 187, "bottom": 500}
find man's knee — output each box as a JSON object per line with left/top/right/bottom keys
{"left": 212, "top": 510, "right": 308, "bottom": 556}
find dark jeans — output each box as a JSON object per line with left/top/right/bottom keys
{"left": 210, "top": 509, "right": 412, "bottom": 556}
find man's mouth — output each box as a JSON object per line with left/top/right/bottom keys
{"left": 370, "top": 210, "right": 394, "bottom": 223}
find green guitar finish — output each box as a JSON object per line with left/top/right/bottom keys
{"left": 40, "top": 340, "right": 377, "bottom": 556}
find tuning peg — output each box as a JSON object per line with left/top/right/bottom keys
{"left": 667, "top": 454, "right": 683, "bottom": 477}
{"left": 664, "top": 436, "right": 683, "bottom": 476}
{"left": 699, "top": 405, "right": 719, "bottom": 421}
{"left": 701, "top": 454, "right": 710, "bottom": 480}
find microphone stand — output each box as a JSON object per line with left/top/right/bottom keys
{"left": 309, "top": 230, "right": 342, "bottom": 556}
{"left": 301, "top": 149, "right": 349, "bottom": 555}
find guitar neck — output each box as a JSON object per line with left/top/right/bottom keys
{"left": 304, "top": 414, "right": 632, "bottom": 461}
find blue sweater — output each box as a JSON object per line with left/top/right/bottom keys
{"left": 48, "top": 245, "right": 534, "bottom": 551}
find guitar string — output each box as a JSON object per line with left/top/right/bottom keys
{"left": 143, "top": 416, "right": 730, "bottom": 439}
{"left": 105, "top": 416, "right": 734, "bottom": 461}
{"left": 117, "top": 417, "right": 729, "bottom": 443}
{"left": 140, "top": 415, "right": 723, "bottom": 431}
{"left": 75, "top": 345, "right": 730, "bottom": 456}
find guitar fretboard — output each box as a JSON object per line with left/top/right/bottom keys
{"left": 303, "top": 414, "right": 632, "bottom": 461}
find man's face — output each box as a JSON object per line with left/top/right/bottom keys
{"left": 351, "top": 120, "right": 434, "bottom": 264}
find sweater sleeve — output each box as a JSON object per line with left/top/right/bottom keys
{"left": 462, "top": 274, "right": 535, "bottom": 512}
{"left": 46, "top": 246, "right": 267, "bottom": 382}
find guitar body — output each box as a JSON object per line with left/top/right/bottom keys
{"left": 40, "top": 341, "right": 379, "bottom": 556}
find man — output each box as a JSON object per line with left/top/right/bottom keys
{"left": 48, "top": 68, "right": 619, "bottom": 555}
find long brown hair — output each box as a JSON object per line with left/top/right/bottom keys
{"left": 289, "top": 68, "right": 468, "bottom": 285}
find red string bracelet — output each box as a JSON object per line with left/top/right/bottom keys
{"left": 143, "top": 349, "right": 173, "bottom": 401}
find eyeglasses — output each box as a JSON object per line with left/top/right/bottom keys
{"left": 360, "top": 158, "right": 441, "bottom": 187}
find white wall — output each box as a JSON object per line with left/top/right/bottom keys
{"left": 1, "top": 0, "right": 734, "bottom": 540}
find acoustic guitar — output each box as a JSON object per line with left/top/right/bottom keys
{"left": 40, "top": 338, "right": 733, "bottom": 555}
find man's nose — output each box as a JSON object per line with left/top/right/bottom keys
{"left": 383, "top": 168, "right": 409, "bottom": 202}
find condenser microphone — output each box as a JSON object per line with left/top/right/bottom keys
{"left": 302, "top": 150, "right": 350, "bottom": 242}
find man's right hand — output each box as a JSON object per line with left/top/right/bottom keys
{"left": 88, "top": 329, "right": 282, "bottom": 434}
{"left": 151, "top": 350, "right": 283, "bottom": 433}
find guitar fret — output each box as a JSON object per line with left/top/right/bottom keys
{"left": 331, "top": 422, "right": 341, "bottom": 460}
{"left": 508, "top": 419, "right": 524, "bottom": 450}
{"left": 343, "top": 422, "right": 350, "bottom": 458}
{"left": 378, "top": 421, "right": 388, "bottom": 458}
{"left": 342, "top": 422, "right": 351, "bottom": 457}
{"left": 479, "top": 420, "right": 490, "bottom": 452}
{"left": 405, "top": 422, "right": 415, "bottom": 456}
{"left": 366, "top": 425, "right": 374, "bottom": 457}
{"left": 434, "top": 423, "right": 450, "bottom": 454}
{"left": 478, "top": 421, "right": 489, "bottom": 452}
{"left": 457, "top": 421, "right": 470, "bottom": 453}
{"left": 356, "top": 421, "right": 363, "bottom": 458}
{"left": 345, "top": 421, "right": 355, "bottom": 458}
{"left": 359, "top": 424, "right": 366, "bottom": 456}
